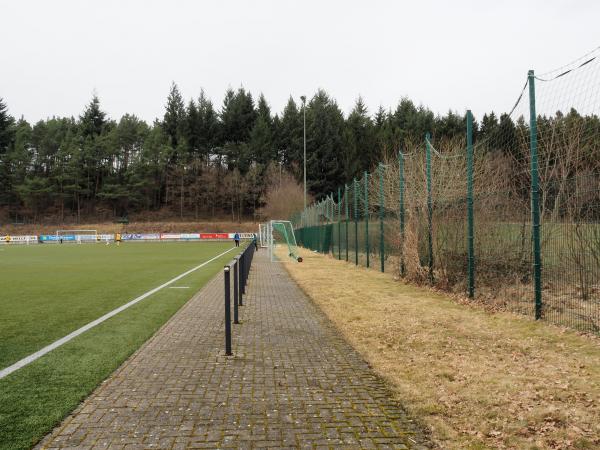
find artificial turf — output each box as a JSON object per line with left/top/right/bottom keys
{"left": 0, "top": 241, "right": 236, "bottom": 450}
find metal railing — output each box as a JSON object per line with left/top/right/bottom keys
{"left": 223, "top": 242, "right": 256, "bottom": 355}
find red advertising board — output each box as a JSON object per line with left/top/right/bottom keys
{"left": 200, "top": 233, "right": 229, "bottom": 239}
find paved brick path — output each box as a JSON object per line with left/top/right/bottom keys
{"left": 38, "top": 252, "right": 429, "bottom": 449}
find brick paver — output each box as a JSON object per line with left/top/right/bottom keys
{"left": 38, "top": 252, "right": 429, "bottom": 449}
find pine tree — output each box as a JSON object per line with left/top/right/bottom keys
{"left": 343, "top": 97, "right": 377, "bottom": 179}
{"left": 435, "top": 110, "right": 464, "bottom": 139}
{"left": 480, "top": 112, "right": 499, "bottom": 147}
{"left": 163, "top": 82, "right": 186, "bottom": 149}
{"left": 305, "top": 90, "right": 345, "bottom": 199}
{"left": 0, "top": 98, "right": 16, "bottom": 204}
{"left": 220, "top": 88, "right": 256, "bottom": 172}
{"left": 248, "top": 94, "right": 274, "bottom": 165}
{"left": 79, "top": 94, "right": 107, "bottom": 139}
{"left": 197, "top": 90, "right": 220, "bottom": 162}
{"left": 185, "top": 99, "right": 200, "bottom": 154}
{"left": 0, "top": 98, "right": 14, "bottom": 152}
{"left": 220, "top": 87, "right": 256, "bottom": 145}
{"left": 277, "top": 97, "right": 303, "bottom": 176}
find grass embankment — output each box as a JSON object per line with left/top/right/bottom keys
{"left": 0, "top": 220, "right": 257, "bottom": 235}
{"left": 0, "top": 242, "right": 235, "bottom": 450}
{"left": 282, "top": 249, "right": 600, "bottom": 449}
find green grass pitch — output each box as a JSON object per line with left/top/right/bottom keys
{"left": 0, "top": 241, "right": 236, "bottom": 450}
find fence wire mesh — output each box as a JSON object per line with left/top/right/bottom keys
{"left": 294, "top": 46, "right": 600, "bottom": 335}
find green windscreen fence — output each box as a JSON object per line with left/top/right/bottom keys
{"left": 293, "top": 47, "right": 600, "bottom": 335}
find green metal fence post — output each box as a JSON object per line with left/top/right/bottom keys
{"left": 328, "top": 194, "right": 332, "bottom": 254}
{"left": 330, "top": 193, "right": 334, "bottom": 254}
{"left": 364, "top": 171, "right": 370, "bottom": 268}
{"left": 467, "top": 110, "right": 475, "bottom": 299}
{"left": 399, "top": 150, "right": 405, "bottom": 277}
{"left": 317, "top": 201, "right": 321, "bottom": 252}
{"left": 425, "top": 133, "right": 434, "bottom": 285}
{"left": 379, "top": 163, "right": 385, "bottom": 272}
{"left": 354, "top": 178, "right": 359, "bottom": 266}
{"left": 338, "top": 187, "right": 342, "bottom": 260}
{"left": 528, "top": 70, "right": 543, "bottom": 320}
{"left": 345, "top": 183, "right": 349, "bottom": 262}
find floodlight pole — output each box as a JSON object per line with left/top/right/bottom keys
{"left": 301, "top": 95, "right": 307, "bottom": 211}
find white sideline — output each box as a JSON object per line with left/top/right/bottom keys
{"left": 0, "top": 246, "right": 237, "bottom": 380}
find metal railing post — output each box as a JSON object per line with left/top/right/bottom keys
{"left": 236, "top": 256, "right": 243, "bottom": 306}
{"left": 240, "top": 253, "right": 245, "bottom": 294}
{"left": 224, "top": 265, "right": 232, "bottom": 356}
{"left": 233, "top": 258, "right": 239, "bottom": 324}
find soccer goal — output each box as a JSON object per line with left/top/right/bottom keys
{"left": 56, "top": 229, "right": 98, "bottom": 243}
{"left": 258, "top": 223, "right": 269, "bottom": 248}
{"left": 263, "top": 220, "right": 301, "bottom": 262}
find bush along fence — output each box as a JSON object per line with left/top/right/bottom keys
{"left": 294, "top": 50, "right": 600, "bottom": 335}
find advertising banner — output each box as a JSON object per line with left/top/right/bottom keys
{"left": 122, "top": 233, "right": 160, "bottom": 240}
{"left": 75, "top": 234, "right": 98, "bottom": 241}
{"left": 180, "top": 233, "right": 200, "bottom": 240}
{"left": 40, "top": 235, "right": 76, "bottom": 242}
{"left": 160, "top": 233, "right": 181, "bottom": 240}
{"left": 0, "top": 235, "right": 38, "bottom": 243}
{"left": 200, "top": 233, "right": 229, "bottom": 240}
{"left": 3, "top": 235, "right": 38, "bottom": 243}
{"left": 226, "top": 233, "right": 255, "bottom": 239}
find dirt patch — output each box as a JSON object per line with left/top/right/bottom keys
{"left": 281, "top": 248, "right": 600, "bottom": 449}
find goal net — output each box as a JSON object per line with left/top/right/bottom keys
{"left": 264, "top": 220, "right": 301, "bottom": 262}
{"left": 56, "top": 229, "right": 98, "bottom": 243}
{"left": 258, "top": 223, "right": 269, "bottom": 248}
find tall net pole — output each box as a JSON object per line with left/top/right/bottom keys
{"left": 379, "top": 163, "right": 385, "bottom": 273}
{"left": 345, "top": 183, "right": 349, "bottom": 262}
{"left": 399, "top": 150, "right": 405, "bottom": 277}
{"left": 354, "top": 178, "right": 359, "bottom": 266}
{"left": 338, "top": 187, "right": 342, "bottom": 260}
{"left": 466, "top": 110, "right": 475, "bottom": 298}
{"left": 426, "top": 132, "right": 434, "bottom": 285}
{"left": 528, "top": 70, "right": 543, "bottom": 321}
{"left": 364, "top": 171, "right": 369, "bottom": 268}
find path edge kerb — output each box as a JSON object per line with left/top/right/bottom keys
{"left": 277, "top": 255, "right": 435, "bottom": 448}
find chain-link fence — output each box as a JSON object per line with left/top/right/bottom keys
{"left": 294, "top": 48, "right": 600, "bottom": 335}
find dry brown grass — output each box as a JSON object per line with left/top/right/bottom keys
{"left": 281, "top": 248, "right": 600, "bottom": 450}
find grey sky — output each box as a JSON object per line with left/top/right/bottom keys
{"left": 2, "top": 0, "right": 598, "bottom": 124}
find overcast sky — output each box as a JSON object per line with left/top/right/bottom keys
{"left": 1, "top": 0, "right": 598, "bottom": 124}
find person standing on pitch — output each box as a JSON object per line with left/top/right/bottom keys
{"left": 234, "top": 232, "right": 240, "bottom": 247}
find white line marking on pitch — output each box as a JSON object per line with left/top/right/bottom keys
{"left": 0, "top": 246, "right": 236, "bottom": 380}
{"left": 169, "top": 286, "right": 190, "bottom": 289}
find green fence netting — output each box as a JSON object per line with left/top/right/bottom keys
{"left": 293, "top": 47, "right": 600, "bottom": 336}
